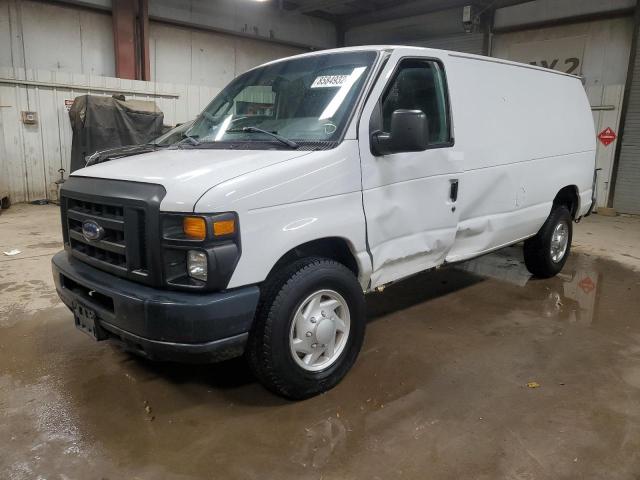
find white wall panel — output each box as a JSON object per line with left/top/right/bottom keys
{"left": 149, "top": 23, "right": 194, "bottom": 85}
{"left": 0, "top": 1, "right": 13, "bottom": 69}
{"left": 190, "top": 30, "right": 236, "bottom": 88}
{"left": 0, "top": 98, "right": 9, "bottom": 202}
{"left": 234, "top": 35, "right": 302, "bottom": 75}
{"left": 0, "top": 82, "right": 29, "bottom": 203}
{"left": 1, "top": 0, "right": 115, "bottom": 77}
{"left": 149, "top": 22, "right": 303, "bottom": 87}
{"left": 78, "top": 7, "right": 116, "bottom": 76}
{"left": 20, "top": 1, "right": 84, "bottom": 74}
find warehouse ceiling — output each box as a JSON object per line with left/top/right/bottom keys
{"left": 284, "top": 0, "right": 532, "bottom": 26}
{"left": 286, "top": 0, "right": 422, "bottom": 16}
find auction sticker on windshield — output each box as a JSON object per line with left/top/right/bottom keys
{"left": 311, "top": 74, "right": 350, "bottom": 88}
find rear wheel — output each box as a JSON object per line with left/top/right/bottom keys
{"left": 247, "top": 257, "right": 365, "bottom": 400}
{"left": 524, "top": 205, "right": 572, "bottom": 278}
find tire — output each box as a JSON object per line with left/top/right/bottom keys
{"left": 524, "top": 205, "right": 572, "bottom": 278}
{"left": 0, "top": 196, "right": 10, "bottom": 209}
{"left": 247, "top": 257, "right": 366, "bottom": 400}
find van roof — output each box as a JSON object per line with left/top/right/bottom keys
{"left": 254, "top": 45, "right": 582, "bottom": 80}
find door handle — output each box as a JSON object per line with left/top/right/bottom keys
{"left": 450, "top": 179, "right": 459, "bottom": 202}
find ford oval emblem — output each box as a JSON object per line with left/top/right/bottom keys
{"left": 82, "top": 220, "right": 104, "bottom": 242}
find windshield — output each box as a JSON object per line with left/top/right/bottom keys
{"left": 154, "top": 121, "right": 194, "bottom": 146}
{"left": 185, "top": 50, "right": 377, "bottom": 147}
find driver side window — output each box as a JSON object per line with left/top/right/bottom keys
{"left": 381, "top": 59, "right": 451, "bottom": 145}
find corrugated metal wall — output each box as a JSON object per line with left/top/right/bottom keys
{"left": 0, "top": 67, "right": 218, "bottom": 203}
{"left": 614, "top": 23, "right": 640, "bottom": 214}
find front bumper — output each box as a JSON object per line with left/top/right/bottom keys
{"left": 52, "top": 251, "right": 260, "bottom": 363}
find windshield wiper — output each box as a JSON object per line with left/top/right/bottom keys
{"left": 176, "top": 133, "right": 201, "bottom": 146}
{"left": 85, "top": 144, "right": 159, "bottom": 166}
{"left": 228, "top": 126, "right": 298, "bottom": 149}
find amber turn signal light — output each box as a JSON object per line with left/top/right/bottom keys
{"left": 183, "top": 216, "right": 206, "bottom": 240}
{"left": 213, "top": 219, "right": 235, "bottom": 236}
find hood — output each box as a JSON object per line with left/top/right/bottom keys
{"left": 72, "top": 148, "right": 313, "bottom": 211}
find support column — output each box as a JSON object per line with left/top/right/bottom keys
{"left": 112, "top": 0, "right": 136, "bottom": 80}
{"left": 112, "top": 0, "right": 149, "bottom": 81}
{"left": 138, "top": 0, "right": 150, "bottom": 81}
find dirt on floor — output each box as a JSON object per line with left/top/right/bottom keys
{"left": 2, "top": 204, "right": 640, "bottom": 480}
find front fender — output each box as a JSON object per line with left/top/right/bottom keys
{"left": 194, "top": 141, "right": 370, "bottom": 288}
{"left": 230, "top": 193, "right": 370, "bottom": 289}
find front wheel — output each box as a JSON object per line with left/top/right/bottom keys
{"left": 247, "top": 257, "right": 366, "bottom": 400}
{"left": 524, "top": 205, "right": 572, "bottom": 278}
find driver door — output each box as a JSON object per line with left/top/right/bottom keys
{"left": 358, "top": 53, "right": 462, "bottom": 288}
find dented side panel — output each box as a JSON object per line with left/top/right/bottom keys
{"left": 443, "top": 52, "right": 595, "bottom": 262}
{"left": 362, "top": 154, "right": 461, "bottom": 287}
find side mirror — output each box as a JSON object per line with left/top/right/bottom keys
{"left": 372, "top": 109, "right": 429, "bottom": 156}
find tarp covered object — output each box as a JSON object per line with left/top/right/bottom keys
{"left": 68, "top": 95, "right": 164, "bottom": 172}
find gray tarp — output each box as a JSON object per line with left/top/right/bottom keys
{"left": 68, "top": 95, "right": 164, "bottom": 173}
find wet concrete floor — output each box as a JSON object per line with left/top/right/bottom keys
{"left": 2, "top": 245, "right": 640, "bottom": 479}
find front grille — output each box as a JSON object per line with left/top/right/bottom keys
{"left": 65, "top": 197, "right": 148, "bottom": 277}
{"left": 60, "top": 177, "right": 166, "bottom": 287}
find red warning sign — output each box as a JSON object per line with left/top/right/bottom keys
{"left": 598, "top": 127, "right": 617, "bottom": 147}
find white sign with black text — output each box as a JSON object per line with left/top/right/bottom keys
{"left": 508, "top": 36, "right": 587, "bottom": 76}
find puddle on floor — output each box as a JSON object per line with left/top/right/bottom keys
{"left": 2, "top": 249, "right": 640, "bottom": 479}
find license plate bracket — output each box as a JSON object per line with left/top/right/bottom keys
{"left": 73, "top": 301, "right": 108, "bottom": 341}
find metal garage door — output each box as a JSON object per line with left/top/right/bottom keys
{"left": 614, "top": 29, "right": 640, "bottom": 214}
{"left": 409, "top": 33, "right": 485, "bottom": 55}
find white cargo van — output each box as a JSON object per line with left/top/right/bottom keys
{"left": 52, "top": 46, "right": 596, "bottom": 399}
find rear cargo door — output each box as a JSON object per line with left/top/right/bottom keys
{"left": 358, "top": 52, "right": 462, "bottom": 288}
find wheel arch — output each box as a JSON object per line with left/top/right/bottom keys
{"left": 553, "top": 185, "right": 580, "bottom": 219}
{"left": 267, "top": 237, "right": 361, "bottom": 281}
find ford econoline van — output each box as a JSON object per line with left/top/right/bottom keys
{"left": 52, "top": 46, "right": 596, "bottom": 399}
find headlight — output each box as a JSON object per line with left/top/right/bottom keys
{"left": 161, "top": 212, "right": 240, "bottom": 291}
{"left": 187, "top": 250, "right": 208, "bottom": 281}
